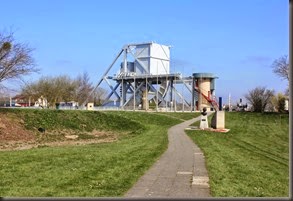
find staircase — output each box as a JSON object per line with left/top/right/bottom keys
{"left": 194, "top": 87, "right": 219, "bottom": 111}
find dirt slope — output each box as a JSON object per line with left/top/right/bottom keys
{"left": 0, "top": 114, "right": 116, "bottom": 151}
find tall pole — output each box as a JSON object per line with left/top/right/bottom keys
{"left": 156, "top": 61, "right": 159, "bottom": 112}
{"left": 174, "top": 74, "right": 177, "bottom": 112}
{"left": 170, "top": 79, "right": 173, "bottom": 111}
{"left": 173, "top": 62, "right": 176, "bottom": 112}
{"left": 123, "top": 47, "right": 127, "bottom": 74}
{"left": 182, "top": 66, "right": 184, "bottom": 112}
{"left": 122, "top": 48, "right": 128, "bottom": 110}
{"left": 191, "top": 77, "right": 194, "bottom": 112}
{"left": 228, "top": 93, "right": 231, "bottom": 112}
{"left": 166, "top": 71, "right": 168, "bottom": 111}
{"left": 289, "top": 0, "right": 292, "bottom": 196}
{"left": 182, "top": 85, "right": 184, "bottom": 112}
{"left": 121, "top": 79, "right": 124, "bottom": 109}
{"left": 146, "top": 75, "right": 148, "bottom": 111}
{"left": 133, "top": 74, "right": 136, "bottom": 111}
{"left": 198, "top": 75, "right": 203, "bottom": 111}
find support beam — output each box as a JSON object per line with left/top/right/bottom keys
{"left": 191, "top": 77, "right": 195, "bottom": 111}
{"left": 82, "top": 48, "right": 124, "bottom": 106}
{"left": 103, "top": 83, "right": 120, "bottom": 104}
{"left": 173, "top": 87, "right": 191, "bottom": 107}
{"left": 147, "top": 82, "right": 166, "bottom": 105}
{"left": 122, "top": 82, "right": 145, "bottom": 107}
{"left": 105, "top": 78, "right": 120, "bottom": 99}
{"left": 128, "top": 50, "right": 149, "bottom": 74}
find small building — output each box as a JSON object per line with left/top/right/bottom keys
{"left": 86, "top": 102, "right": 94, "bottom": 110}
{"left": 58, "top": 101, "right": 79, "bottom": 109}
{"left": 12, "top": 94, "right": 33, "bottom": 107}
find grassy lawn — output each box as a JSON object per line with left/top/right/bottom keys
{"left": 186, "top": 112, "right": 289, "bottom": 197}
{"left": 159, "top": 111, "right": 200, "bottom": 121}
{"left": 0, "top": 109, "right": 198, "bottom": 197}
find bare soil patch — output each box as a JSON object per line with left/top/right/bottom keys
{"left": 0, "top": 114, "right": 35, "bottom": 141}
{"left": 0, "top": 115, "right": 118, "bottom": 151}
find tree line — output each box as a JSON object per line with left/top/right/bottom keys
{"left": 21, "top": 72, "right": 106, "bottom": 107}
{"left": 244, "top": 55, "right": 289, "bottom": 113}
{"left": 0, "top": 30, "right": 290, "bottom": 112}
{"left": 245, "top": 87, "right": 288, "bottom": 113}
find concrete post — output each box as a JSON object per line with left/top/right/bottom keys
{"left": 211, "top": 111, "right": 225, "bottom": 129}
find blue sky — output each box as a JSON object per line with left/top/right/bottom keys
{"left": 1, "top": 0, "right": 289, "bottom": 104}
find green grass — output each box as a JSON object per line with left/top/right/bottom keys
{"left": 105, "top": 111, "right": 200, "bottom": 123}
{"left": 0, "top": 108, "right": 145, "bottom": 142}
{"left": 0, "top": 127, "right": 167, "bottom": 197}
{"left": 0, "top": 108, "right": 143, "bottom": 133}
{"left": 3, "top": 109, "right": 287, "bottom": 197}
{"left": 160, "top": 111, "right": 200, "bottom": 121}
{"left": 0, "top": 109, "right": 196, "bottom": 197}
{"left": 186, "top": 112, "right": 289, "bottom": 197}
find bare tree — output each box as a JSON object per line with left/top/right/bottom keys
{"left": 271, "top": 55, "right": 289, "bottom": 81}
{"left": 21, "top": 72, "right": 108, "bottom": 108}
{"left": 271, "top": 55, "right": 289, "bottom": 95}
{"left": 53, "top": 75, "right": 77, "bottom": 103}
{"left": 245, "top": 86, "right": 274, "bottom": 113}
{"left": 21, "top": 75, "right": 77, "bottom": 107}
{"left": 74, "top": 72, "right": 108, "bottom": 106}
{"left": 93, "top": 87, "right": 107, "bottom": 106}
{"left": 74, "top": 71, "right": 94, "bottom": 105}
{"left": 0, "top": 31, "right": 38, "bottom": 83}
{"left": 271, "top": 92, "right": 286, "bottom": 113}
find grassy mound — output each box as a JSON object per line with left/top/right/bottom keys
{"left": 1, "top": 108, "right": 143, "bottom": 133}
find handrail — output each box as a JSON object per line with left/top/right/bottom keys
{"left": 194, "top": 87, "right": 219, "bottom": 111}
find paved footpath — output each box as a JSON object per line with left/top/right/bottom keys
{"left": 124, "top": 115, "right": 211, "bottom": 198}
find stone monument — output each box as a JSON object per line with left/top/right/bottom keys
{"left": 211, "top": 111, "right": 225, "bottom": 129}
{"left": 199, "top": 107, "right": 209, "bottom": 129}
